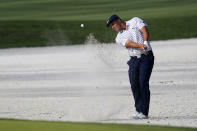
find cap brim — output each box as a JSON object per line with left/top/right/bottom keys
{"left": 106, "top": 22, "right": 111, "bottom": 27}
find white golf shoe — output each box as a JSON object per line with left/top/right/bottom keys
{"left": 132, "top": 111, "right": 140, "bottom": 118}
{"left": 132, "top": 112, "right": 148, "bottom": 119}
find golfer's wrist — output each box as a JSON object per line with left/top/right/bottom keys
{"left": 138, "top": 44, "right": 144, "bottom": 48}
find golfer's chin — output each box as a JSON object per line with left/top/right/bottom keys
{"left": 113, "top": 28, "right": 121, "bottom": 32}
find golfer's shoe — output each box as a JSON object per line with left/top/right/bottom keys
{"left": 133, "top": 112, "right": 148, "bottom": 119}
{"left": 132, "top": 111, "right": 140, "bottom": 118}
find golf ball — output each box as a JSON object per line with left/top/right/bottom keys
{"left": 81, "top": 24, "right": 84, "bottom": 27}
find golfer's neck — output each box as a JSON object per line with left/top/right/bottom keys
{"left": 121, "top": 22, "right": 126, "bottom": 30}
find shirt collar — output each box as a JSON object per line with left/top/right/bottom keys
{"left": 126, "top": 21, "right": 130, "bottom": 29}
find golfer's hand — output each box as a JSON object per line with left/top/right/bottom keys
{"left": 139, "top": 44, "right": 147, "bottom": 51}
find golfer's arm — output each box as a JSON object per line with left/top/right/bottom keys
{"left": 140, "top": 26, "right": 149, "bottom": 41}
{"left": 125, "top": 40, "right": 143, "bottom": 49}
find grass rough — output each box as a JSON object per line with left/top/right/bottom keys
{"left": 0, "top": 119, "right": 196, "bottom": 131}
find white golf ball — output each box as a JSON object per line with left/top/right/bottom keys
{"left": 81, "top": 24, "right": 84, "bottom": 27}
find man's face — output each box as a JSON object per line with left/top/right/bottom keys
{"left": 110, "top": 19, "right": 122, "bottom": 32}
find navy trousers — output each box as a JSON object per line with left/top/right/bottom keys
{"left": 127, "top": 51, "right": 154, "bottom": 116}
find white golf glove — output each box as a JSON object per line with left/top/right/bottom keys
{"left": 143, "top": 41, "right": 149, "bottom": 50}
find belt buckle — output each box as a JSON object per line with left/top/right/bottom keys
{"left": 143, "top": 50, "right": 150, "bottom": 55}
{"left": 137, "top": 54, "right": 141, "bottom": 58}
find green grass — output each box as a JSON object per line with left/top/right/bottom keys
{"left": 0, "top": 119, "right": 196, "bottom": 131}
{"left": 0, "top": 0, "right": 196, "bottom": 20}
{"left": 0, "top": 0, "right": 197, "bottom": 48}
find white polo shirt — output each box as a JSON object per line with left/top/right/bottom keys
{"left": 115, "top": 17, "right": 152, "bottom": 56}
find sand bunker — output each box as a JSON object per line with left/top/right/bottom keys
{"left": 0, "top": 38, "right": 196, "bottom": 127}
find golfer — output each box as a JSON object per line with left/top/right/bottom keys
{"left": 107, "top": 15, "right": 154, "bottom": 119}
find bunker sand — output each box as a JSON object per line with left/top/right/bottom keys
{"left": 0, "top": 38, "right": 196, "bottom": 127}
